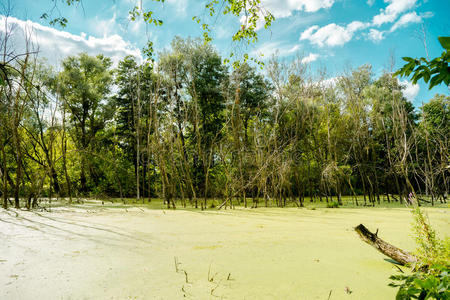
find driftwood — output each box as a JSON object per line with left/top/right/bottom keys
{"left": 355, "top": 224, "right": 418, "bottom": 265}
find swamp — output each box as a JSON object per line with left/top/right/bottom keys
{"left": 1, "top": 0, "right": 449, "bottom": 299}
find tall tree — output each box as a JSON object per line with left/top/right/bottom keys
{"left": 58, "top": 53, "right": 112, "bottom": 194}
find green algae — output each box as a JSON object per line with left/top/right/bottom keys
{"left": 0, "top": 206, "right": 448, "bottom": 299}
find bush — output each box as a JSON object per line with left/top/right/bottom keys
{"left": 326, "top": 201, "right": 339, "bottom": 208}
{"left": 389, "top": 264, "right": 449, "bottom": 300}
{"left": 411, "top": 206, "right": 449, "bottom": 268}
{"left": 389, "top": 194, "right": 450, "bottom": 299}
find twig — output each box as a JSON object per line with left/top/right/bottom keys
{"left": 392, "top": 263, "right": 404, "bottom": 273}
{"left": 174, "top": 256, "right": 180, "bottom": 273}
{"left": 210, "top": 281, "right": 221, "bottom": 297}
{"left": 181, "top": 284, "right": 191, "bottom": 297}
{"left": 208, "top": 263, "right": 218, "bottom": 282}
{"left": 184, "top": 270, "right": 190, "bottom": 283}
{"left": 217, "top": 200, "right": 227, "bottom": 210}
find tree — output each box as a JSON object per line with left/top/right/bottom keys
{"left": 230, "top": 63, "right": 270, "bottom": 144}
{"left": 185, "top": 39, "right": 228, "bottom": 208}
{"left": 418, "top": 95, "right": 449, "bottom": 202}
{"left": 58, "top": 53, "right": 113, "bottom": 194}
{"left": 114, "top": 56, "right": 155, "bottom": 200}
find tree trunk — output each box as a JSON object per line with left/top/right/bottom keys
{"left": 355, "top": 224, "right": 417, "bottom": 265}
{"left": 1, "top": 143, "right": 7, "bottom": 209}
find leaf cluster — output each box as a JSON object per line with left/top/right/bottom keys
{"left": 395, "top": 37, "right": 450, "bottom": 90}
{"left": 389, "top": 264, "right": 449, "bottom": 300}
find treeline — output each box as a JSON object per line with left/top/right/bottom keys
{"left": 0, "top": 36, "right": 449, "bottom": 209}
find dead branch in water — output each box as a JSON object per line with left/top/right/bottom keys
{"left": 355, "top": 224, "right": 418, "bottom": 265}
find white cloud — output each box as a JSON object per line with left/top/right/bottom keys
{"left": 390, "top": 11, "right": 421, "bottom": 32}
{"left": 399, "top": 79, "right": 420, "bottom": 101}
{"left": 368, "top": 29, "right": 385, "bottom": 42}
{"left": 319, "top": 76, "right": 338, "bottom": 88}
{"left": 301, "top": 53, "right": 319, "bottom": 64}
{"left": 299, "top": 0, "right": 429, "bottom": 47}
{"left": 0, "top": 15, "right": 142, "bottom": 67}
{"left": 166, "top": 0, "right": 188, "bottom": 16}
{"left": 261, "top": 0, "right": 335, "bottom": 17}
{"left": 93, "top": 13, "right": 120, "bottom": 37}
{"left": 241, "top": 0, "right": 336, "bottom": 30}
{"left": 300, "top": 21, "right": 369, "bottom": 47}
{"left": 372, "top": 0, "right": 417, "bottom": 26}
{"left": 252, "top": 42, "right": 302, "bottom": 58}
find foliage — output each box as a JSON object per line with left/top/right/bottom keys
{"left": 389, "top": 264, "right": 449, "bottom": 300}
{"left": 326, "top": 201, "right": 340, "bottom": 208}
{"left": 389, "top": 196, "right": 450, "bottom": 299}
{"left": 410, "top": 204, "right": 449, "bottom": 268}
{"left": 42, "top": 0, "right": 272, "bottom": 68}
{"left": 395, "top": 37, "right": 450, "bottom": 89}
{"left": 40, "top": 0, "right": 82, "bottom": 27}
{"left": 1, "top": 31, "right": 450, "bottom": 208}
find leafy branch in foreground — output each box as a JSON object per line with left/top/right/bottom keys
{"left": 389, "top": 194, "right": 449, "bottom": 299}
{"left": 389, "top": 265, "right": 449, "bottom": 300}
{"left": 395, "top": 36, "right": 450, "bottom": 90}
{"left": 40, "top": 0, "right": 82, "bottom": 28}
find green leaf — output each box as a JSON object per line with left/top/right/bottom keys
{"left": 402, "top": 57, "right": 416, "bottom": 63}
{"left": 429, "top": 74, "right": 443, "bottom": 89}
{"left": 438, "top": 36, "right": 450, "bottom": 50}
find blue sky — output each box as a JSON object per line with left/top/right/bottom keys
{"left": 3, "top": 0, "right": 450, "bottom": 107}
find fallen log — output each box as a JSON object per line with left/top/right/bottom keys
{"left": 417, "top": 197, "right": 431, "bottom": 204}
{"left": 355, "top": 224, "right": 418, "bottom": 266}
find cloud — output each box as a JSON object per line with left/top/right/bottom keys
{"left": 300, "top": 21, "right": 369, "bottom": 47}
{"left": 252, "top": 42, "right": 302, "bottom": 58}
{"left": 368, "top": 29, "right": 385, "bottom": 42}
{"left": 241, "top": 0, "right": 336, "bottom": 30}
{"left": 301, "top": 53, "right": 319, "bottom": 63}
{"left": 166, "top": 0, "right": 188, "bottom": 17}
{"left": 399, "top": 79, "right": 420, "bottom": 101}
{"left": 93, "top": 13, "right": 120, "bottom": 37}
{"left": 319, "top": 76, "right": 338, "bottom": 88}
{"left": 372, "top": 0, "right": 417, "bottom": 26}
{"left": 253, "top": 46, "right": 320, "bottom": 64}
{"left": 261, "top": 0, "right": 336, "bottom": 18}
{"left": 0, "top": 15, "right": 142, "bottom": 67}
{"left": 299, "top": 0, "right": 430, "bottom": 48}
{"left": 390, "top": 11, "right": 421, "bottom": 32}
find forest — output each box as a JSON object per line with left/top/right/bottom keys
{"left": 1, "top": 33, "right": 449, "bottom": 210}
{"left": 0, "top": 32, "right": 450, "bottom": 209}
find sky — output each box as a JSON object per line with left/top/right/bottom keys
{"left": 2, "top": 0, "right": 449, "bottom": 108}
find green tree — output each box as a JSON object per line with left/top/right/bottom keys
{"left": 58, "top": 53, "right": 113, "bottom": 194}
{"left": 230, "top": 63, "right": 270, "bottom": 144}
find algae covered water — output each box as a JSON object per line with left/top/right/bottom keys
{"left": 1, "top": 206, "right": 448, "bottom": 299}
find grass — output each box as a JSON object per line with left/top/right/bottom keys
{"left": 29, "top": 194, "right": 449, "bottom": 212}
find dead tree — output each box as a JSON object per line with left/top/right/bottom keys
{"left": 355, "top": 224, "right": 418, "bottom": 265}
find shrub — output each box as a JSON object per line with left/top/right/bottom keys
{"left": 326, "top": 201, "right": 340, "bottom": 208}
{"left": 389, "top": 263, "right": 449, "bottom": 300}
{"left": 389, "top": 194, "right": 450, "bottom": 299}
{"left": 411, "top": 206, "right": 449, "bottom": 268}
